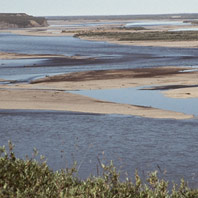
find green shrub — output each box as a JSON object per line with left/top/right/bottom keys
{"left": 0, "top": 142, "right": 198, "bottom": 198}
{"left": 75, "top": 31, "right": 198, "bottom": 41}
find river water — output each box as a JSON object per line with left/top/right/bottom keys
{"left": 70, "top": 87, "right": 198, "bottom": 117}
{"left": 0, "top": 110, "right": 198, "bottom": 187}
{"left": 0, "top": 33, "right": 198, "bottom": 186}
{"left": 1, "top": 33, "right": 198, "bottom": 81}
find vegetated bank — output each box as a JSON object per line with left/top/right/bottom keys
{"left": 0, "top": 13, "right": 48, "bottom": 29}
{"left": 0, "top": 142, "right": 198, "bottom": 198}
{"left": 75, "top": 31, "right": 198, "bottom": 41}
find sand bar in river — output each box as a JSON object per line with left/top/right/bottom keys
{"left": 0, "top": 66, "right": 197, "bottom": 119}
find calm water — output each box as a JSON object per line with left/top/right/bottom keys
{"left": 1, "top": 33, "right": 198, "bottom": 186}
{"left": 70, "top": 87, "right": 198, "bottom": 117}
{"left": 125, "top": 21, "right": 189, "bottom": 27}
{"left": 50, "top": 21, "right": 122, "bottom": 28}
{"left": 170, "top": 28, "right": 198, "bottom": 31}
{"left": 1, "top": 33, "right": 198, "bottom": 81}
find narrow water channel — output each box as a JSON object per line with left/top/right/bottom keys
{"left": 69, "top": 86, "right": 198, "bottom": 117}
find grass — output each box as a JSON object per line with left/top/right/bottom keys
{"left": 75, "top": 31, "right": 198, "bottom": 41}
{"left": 1, "top": 142, "right": 198, "bottom": 198}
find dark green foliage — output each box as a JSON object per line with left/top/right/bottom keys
{"left": 0, "top": 142, "right": 198, "bottom": 198}
{"left": 75, "top": 31, "right": 198, "bottom": 41}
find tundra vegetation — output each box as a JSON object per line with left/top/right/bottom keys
{"left": 75, "top": 31, "right": 198, "bottom": 41}
{"left": 0, "top": 142, "right": 198, "bottom": 198}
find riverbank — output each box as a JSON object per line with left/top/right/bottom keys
{"left": 76, "top": 30, "right": 198, "bottom": 48}
{"left": 0, "top": 66, "right": 197, "bottom": 119}
{"left": 2, "top": 144, "right": 198, "bottom": 198}
{"left": 2, "top": 16, "right": 198, "bottom": 48}
{"left": 3, "top": 27, "right": 198, "bottom": 48}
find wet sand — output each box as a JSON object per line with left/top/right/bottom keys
{"left": 0, "top": 51, "right": 65, "bottom": 59}
{"left": 0, "top": 88, "right": 193, "bottom": 120}
{"left": 108, "top": 40, "right": 198, "bottom": 48}
{"left": 0, "top": 66, "right": 197, "bottom": 119}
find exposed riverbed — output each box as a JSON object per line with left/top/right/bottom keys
{"left": 1, "top": 33, "right": 198, "bottom": 82}
{"left": 0, "top": 32, "right": 198, "bottom": 187}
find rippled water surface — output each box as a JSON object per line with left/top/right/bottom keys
{"left": 1, "top": 33, "right": 198, "bottom": 81}
{"left": 0, "top": 110, "right": 198, "bottom": 187}
{"left": 1, "top": 33, "right": 198, "bottom": 187}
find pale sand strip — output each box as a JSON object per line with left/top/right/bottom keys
{"left": 164, "top": 87, "right": 198, "bottom": 98}
{"left": 0, "top": 52, "right": 65, "bottom": 59}
{"left": 0, "top": 89, "right": 193, "bottom": 119}
{"left": 0, "top": 67, "right": 197, "bottom": 119}
{"left": 28, "top": 67, "right": 198, "bottom": 98}
{"left": 78, "top": 36, "right": 198, "bottom": 48}
{"left": 108, "top": 40, "right": 198, "bottom": 48}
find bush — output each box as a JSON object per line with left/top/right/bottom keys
{"left": 0, "top": 142, "right": 198, "bottom": 198}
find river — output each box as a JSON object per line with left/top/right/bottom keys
{"left": 0, "top": 33, "right": 198, "bottom": 187}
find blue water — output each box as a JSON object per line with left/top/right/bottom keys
{"left": 125, "top": 21, "right": 189, "bottom": 27}
{"left": 1, "top": 32, "right": 198, "bottom": 187}
{"left": 0, "top": 110, "right": 198, "bottom": 187}
{"left": 1, "top": 33, "right": 198, "bottom": 82}
{"left": 70, "top": 87, "right": 198, "bottom": 117}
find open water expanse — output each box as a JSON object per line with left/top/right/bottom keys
{"left": 0, "top": 32, "right": 198, "bottom": 186}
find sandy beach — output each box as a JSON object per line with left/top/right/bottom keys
{"left": 0, "top": 66, "right": 197, "bottom": 119}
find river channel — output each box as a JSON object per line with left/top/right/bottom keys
{"left": 0, "top": 33, "right": 198, "bottom": 187}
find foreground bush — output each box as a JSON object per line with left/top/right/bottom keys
{"left": 0, "top": 142, "right": 198, "bottom": 198}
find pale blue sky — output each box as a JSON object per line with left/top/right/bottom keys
{"left": 1, "top": 0, "right": 198, "bottom": 16}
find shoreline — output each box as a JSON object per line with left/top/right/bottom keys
{"left": 77, "top": 34, "right": 198, "bottom": 48}
{"left": 0, "top": 66, "right": 197, "bottom": 119}
{"left": 1, "top": 24, "right": 198, "bottom": 119}
{"left": 1, "top": 20, "right": 198, "bottom": 48}
{"left": 0, "top": 88, "right": 193, "bottom": 120}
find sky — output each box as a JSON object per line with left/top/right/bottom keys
{"left": 0, "top": 0, "right": 198, "bottom": 16}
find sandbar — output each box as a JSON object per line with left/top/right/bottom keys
{"left": 2, "top": 18, "right": 198, "bottom": 48}
{"left": 0, "top": 66, "right": 197, "bottom": 119}
{"left": 0, "top": 51, "right": 65, "bottom": 59}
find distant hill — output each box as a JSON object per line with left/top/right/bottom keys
{"left": 0, "top": 13, "right": 48, "bottom": 29}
